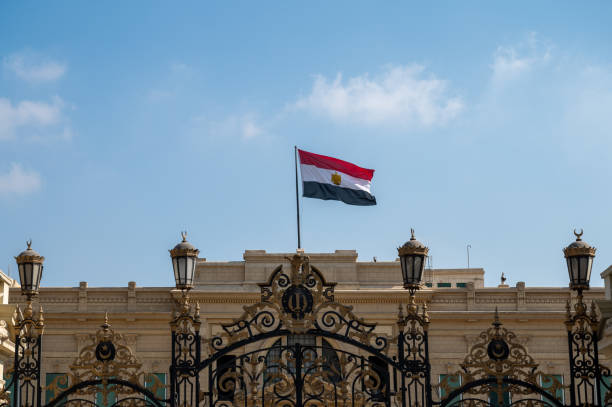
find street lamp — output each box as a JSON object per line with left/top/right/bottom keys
{"left": 563, "top": 229, "right": 604, "bottom": 407}
{"left": 12, "top": 240, "right": 45, "bottom": 407}
{"left": 396, "top": 229, "right": 432, "bottom": 406}
{"left": 398, "top": 228, "right": 429, "bottom": 294}
{"left": 563, "top": 229, "right": 596, "bottom": 293}
{"left": 14, "top": 240, "right": 45, "bottom": 301}
{"left": 169, "top": 233, "right": 201, "bottom": 407}
{"left": 169, "top": 232, "right": 199, "bottom": 292}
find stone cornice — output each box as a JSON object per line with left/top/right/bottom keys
{"left": 7, "top": 285, "right": 604, "bottom": 311}
{"left": 242, "top": 250, "right": 359, "bottom": 263}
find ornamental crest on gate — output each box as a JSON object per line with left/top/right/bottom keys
{"left": 436, "top": 309, "right": 564, "bottom": 405}
{"left": 206, "top": 253, "right": 390, "bottom": 356}
{"left": 46, "top": 314, "right": 166, "bottom": 407}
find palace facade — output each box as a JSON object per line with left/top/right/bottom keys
{"left": 1, "top": 248, "right": 611, "bottom": 405}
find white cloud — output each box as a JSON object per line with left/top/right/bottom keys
{"left": 477, "top": 33, "right": 612, "bottom": 167}
{"left": 3, "top": 52, "right": 66, "bottom": 83}
{"left": 293, "top": 65, "right": 463, "bottom": 127}
{"left": 491, "top": 33, "right": 551, "bottom": 83}
{"left": 0, "top": 96, "right": 66, "bottom": 140}
{"left": 241, "top": 118, "right": 263, "bottom": 139}
{"left": 0, "top": 164, "right": 41, "bottom": 198}
{"left": 203, "top": 114, "right": 265, "bottom": 140}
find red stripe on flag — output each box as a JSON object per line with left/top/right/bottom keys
{"left": 298, "top": 149, "right": 374, "bottom": 181}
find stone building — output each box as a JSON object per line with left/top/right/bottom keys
{"left": 0, "top": 248, "right": 609, "bottom": 405}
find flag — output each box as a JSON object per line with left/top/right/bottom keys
{"left": 298, "top": 149, "right": 376, "bottom": 206}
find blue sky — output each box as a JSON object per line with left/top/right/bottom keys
{"left": 1, "top": 2, "right": 612, "bottom": 288}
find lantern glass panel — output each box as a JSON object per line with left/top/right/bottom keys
{"left": 578, "top": 256, "right": 592, "bottom": 286}
{"left": 172, "top": 257, "right": 179, "bottom": 283}
{"left": 413, "top": 256, "right": 424, "bottom": 283}
{"left": 179, "top": 257, "right": 187, "bottom": 286}
{"left": 186, "top": 257, "right": 195, "bottom": 284}
{"left": 32, "top": 263, "right": 42, "bottom": 290}
{"left": 18, "top": 263, "right": 27, "bottom": 289}
{"left": 400, "top": 256, "right": 408, "bottom": 282}
{"left": 567, "top": 258, "right": 577, "bottom": 285}
{"left": 26, "top": 263, "right": 33, "bottom": 289}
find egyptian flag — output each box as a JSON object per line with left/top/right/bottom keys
{"left": 298, "top": 149, "right": 376, "bottom": 206}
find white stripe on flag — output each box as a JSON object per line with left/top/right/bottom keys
{"left": 300, "top": 164, "right": 372, "bottom": 193}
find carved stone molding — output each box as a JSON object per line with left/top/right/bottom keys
{"left": 475, "top": 296, "right": 516, "bottom": 304}
{"left": 74, "top": 333, "right": 89, "bottom": 350}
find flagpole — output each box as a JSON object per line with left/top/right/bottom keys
{"left": 294, "top": 146, "right": 302, "bottom": 249}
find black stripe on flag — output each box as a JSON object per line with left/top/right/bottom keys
{"left": 303, "top": 181, "right": 376, "bottom": 206}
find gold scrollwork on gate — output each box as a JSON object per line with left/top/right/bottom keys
{"left": 45, "top": 314, "right": 167, "bottom": 407}
{"left": 205, "top": 253, "right": 390, "bottom": 357}
{"left": 435, "top": 309, "right": 564, "bottom": 404}
{"left": 212, "top": 348, "right": 384, "bottom": 407}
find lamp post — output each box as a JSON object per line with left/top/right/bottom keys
{"left": 397, "top": 229, "right": 432, "bottom": 407}
{"left": 169, "top": 232, "right": 201, "bottom": 407}
{"left": 563, "top": 230, "right": 604, "bottom": 407}
{"left": 12, "top": 241, "right": 45, "bottom": 407}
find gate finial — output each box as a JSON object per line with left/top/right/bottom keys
{"left": 493, "top": 307, "right": 501, "bottom": 329}
{"left": 102, "top": 312, "right": 110, "bottom": 330}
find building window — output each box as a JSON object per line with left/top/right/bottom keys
{"left": 45, "top": 373, "right": 68, "bottom": 404}
{"left": 216, "top": 356, "right": 236, "bottom": 401}
{"left": 540, "top": 374, "right": 563, "bottom": 403}
{"left": 146, "top": 373, "right": 166, "bottom": 399}
{"left": 368, "top": 356, "right": 388, "bottom": 402}
{"left": 425, "top": 282, "right": 433, "bottom": 287}
{"left": 488, "top": 377, "right": 510, "bottom": 405}
{"left": 601, "top": 375, "right": 612, "bottom": 404}
{"left": 264, "top": 335, "right": 341, "bottom": 386}
{"left": 456, "top": 283, "right": 467, "bottom": 288}
{"left": 437, "top": 282, "right": 452, "bottom": 288}
{"left": 439, "top": 374, "right": 461, "bottom": 405}
{"left": 96, "top": 380, "right": 117, "bottom": 407}
{"left": 322, "top": 340, "right": 341, "bottom": 384}
{"left": 264, "top": 339, "right": 282, "bottom": 385}
{"left": 3, "top": 372, "right": 13, "bottom": 407}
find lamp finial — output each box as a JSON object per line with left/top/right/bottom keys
{"left": 410, "top": 228, "right": 415, "bottom": 240}
{"left": 574, "top": 229, "right": 583, "bottom": 241}
{"left": 181, "top": 231, "right": 188, "bottom": 242}
{"left": 26, "top": 239, "right": 32, "bottom": 249}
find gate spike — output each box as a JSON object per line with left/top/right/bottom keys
{"left": 421, "top": 301, "right": 429, "bottom": 323}
{"left": 590, "top": 300, "right": 598, "bottom": 319}
{"left": 15, "top": 305, "right": 22, "bottom": 323}
{"left": 102, "top": 312, "right": 110, "bottom": 330}
{"left": 493, "top": 307, "right": 502, "bottom": 328}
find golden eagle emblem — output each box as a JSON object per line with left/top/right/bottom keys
{"left": 331, "top": 172, "right": 341, "bottom": 185}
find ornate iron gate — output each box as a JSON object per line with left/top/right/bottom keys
{"left": 435, "top": 312, "right": 565, "bottom": 407}
{"left": 1, "top": 312, "right": 167, "bottom": 407}
{"left": 170, "top": 254, "right": 430, "bottom": 407}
